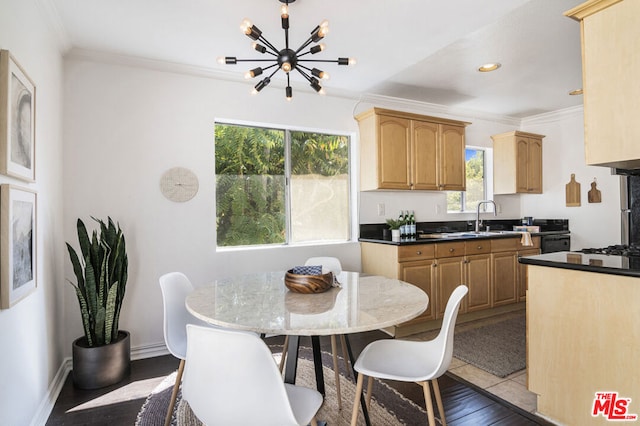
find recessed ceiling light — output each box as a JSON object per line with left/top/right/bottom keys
{"left": 478, "top": 63, "right": 501, "bottom": 72}
{"left": 569, "top": 88, "right": 583, "bottom": 95}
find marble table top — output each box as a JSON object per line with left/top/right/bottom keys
{"left": 186, "top": 271, "right": 429, "bottom": 336}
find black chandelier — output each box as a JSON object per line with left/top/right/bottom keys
{"left": 218, "top": 0, "right": 355, "bottom": 100}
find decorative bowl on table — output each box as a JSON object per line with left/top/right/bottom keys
{"left": 284, "top": 268, "right": 334, "bottom": 294}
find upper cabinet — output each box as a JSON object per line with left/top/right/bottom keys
{"left": 565, "top": 0, "right": 640, "bottom": 169}
{"left": 356, "top": 108, "right": 469, "bottom": 191}
{"left": 492, "top": 131, "right": 544, "bottom": 194}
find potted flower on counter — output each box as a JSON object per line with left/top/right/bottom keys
{"left": 386, "top": 218, "right": 404, "bottom": 241}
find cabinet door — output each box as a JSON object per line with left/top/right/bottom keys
{"left": 517, "top": 248, "right": 540, "bottom": 301}
{"left": 399, "top": 260, "right": 436, "bottom": 321}
{"left": 378, "top": 115, "right": 411, "bottom": 189}
{"left": 527, "top": 138, "right": 543, "bottom": 193}
{"left": 439, "top": 124, "right": 466, "bottom": 191}
{"left": 411, "top": 120, "right": 439, "bottom": 190}
{"left": 515, "top": 137, "right": 530, "bottom": 193}
{"left": 492, "top": 251, "right": 518, "bottom": 306}
{"left": 465, "top": 254, "right": 492, "bottom": 312}
{"left": 436, "top": 256, "right": 465, "bottom": 318}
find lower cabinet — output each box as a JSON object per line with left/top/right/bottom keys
{"left": 465, "top": 254, "right": 492, "bottom": 312}
{"left": 398, "top": 260, "right": 436, "bottom": 322}
{"left": 435, "top": 256, "right": 465, "bottom": 318}
{"left": 491, "top": 251, "right": 518, "bottom": 306}
{"left": 361, "top": 236, "right": 540, "bottom": 334}
{"left": 518, "top": 248, "right": 541, "bottom": 301}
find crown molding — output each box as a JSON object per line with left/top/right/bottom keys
{"left": 521, "top": 104, "right": 584, "bottom": 126}
{"left": 355, "top": 93, "right": 522, "bottom": 127}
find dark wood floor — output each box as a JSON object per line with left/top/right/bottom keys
{"left": 47, "top": 330, "right": 551, "bottom": 425}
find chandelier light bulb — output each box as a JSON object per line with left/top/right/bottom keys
{"left": 240, "top": 18, "right": 252, "bottom": 32}
{"left": 216, "top": 56, "right": 225, "bottom": 65}
{"left": 281, "top": 4, "right": 289, "bottom": 17}
{"left": 281, "top": 62, "right": 292, "bottom": 73}
{"left": 320, "top": 20, "right": 329, "bottom": 29}
{"left": 348, "top": 57, "right": 357, "bottom": 66}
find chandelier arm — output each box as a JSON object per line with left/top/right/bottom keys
{"left": 294, "top": 36, "right": 316, "bottom": 55}
{"left": 298, "top": 59, "right": 341, "bottom": 63}
{"left": 295, "top": 67, "right": 313, "bottom": 83}
{"left": 257, "top": 35, "right": 280, "bottom": 55}
{"left": 234, "top": 58, "right": 281, "bottom": 62}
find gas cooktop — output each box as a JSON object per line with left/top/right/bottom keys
{"left": 580, "top": 244, "right": 640, "bottom": 257}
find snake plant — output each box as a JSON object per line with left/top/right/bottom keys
{"left": 66, "top": 217, "right": 128, "bottom": 347}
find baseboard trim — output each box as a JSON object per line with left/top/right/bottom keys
{"left": 32, "top": 342, "right": 169, "bottom": 425}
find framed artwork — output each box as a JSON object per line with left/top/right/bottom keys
{"left": 0, "top": 50, "right": 36, "bottom": 182}
{"left": 1, "top": 184, "right": 37, "bottom": 309}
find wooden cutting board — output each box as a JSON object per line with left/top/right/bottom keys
{"left": 566, "top": 174, "right": 581, "bottom": 207}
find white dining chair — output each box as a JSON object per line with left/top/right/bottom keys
{"left": 159, "top": 272, "right": 211, "bottom": 426}
{"left": 182, "top": 324, "right": 323, "bottom": 425}
{"left": 350, "top": 285, "right": 469, "bottom": 426}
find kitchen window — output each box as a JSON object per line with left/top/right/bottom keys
{"left": 215, "top": 122, "right": 351, "bottom": 247}
{"left": 447, "top": 147, "right": 491, "bottom": 213}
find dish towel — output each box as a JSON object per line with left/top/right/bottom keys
{"left": 520, "top": 231, "right": 533, "bottom": 246}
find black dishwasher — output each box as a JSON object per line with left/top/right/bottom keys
{"left": 540, "top": 234, "right": 571, "bottom": 253}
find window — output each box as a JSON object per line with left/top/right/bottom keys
{"left": 215, "top": 123, "right": 350, "bottom": 247}
{"left": 447, "top": 147, "right": 489, "bottom": 212}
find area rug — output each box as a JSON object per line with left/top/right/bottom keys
{"left": 136, "top": 349, "right": 429, "bottom": 426}
{"left": 452, "top": 313, "right": 526, "bottom": 378}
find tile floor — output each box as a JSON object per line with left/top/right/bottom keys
{"left": 448, "top": 357, "right": 538, "bottom": 414}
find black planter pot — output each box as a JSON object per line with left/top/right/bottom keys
{"left": 72, "top": 330, "right": 131, "bottom": 389}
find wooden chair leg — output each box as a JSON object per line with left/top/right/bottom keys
{"left": 165, "top": 358, "right": 185, "bottom": 426}
{"left": 279, "top": 335, "right": 289, "bottom": 373}
{"left": 350, "top": 373, "right": 365, "bottom": 426}
{"left": 365, "top": 376, "right": 374, "bottom": 409}
{"left": 420, "top": 380, "right": 437, "bottom": 426}
{"left": 432, "top": 378, "right": 446, "bottom": 426}
{"left": 340, "top": 334, "right": 351, "bottom": 378}
{"left": 330, "top": 335, "right": 342, "bottom": 410}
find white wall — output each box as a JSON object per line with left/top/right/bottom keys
{"left": 522, "top": 108, "right": 621, "bottom": 249}
{"left": 62, "top": 56, "right": 362, "bottom": 355}
{"left": 0, "top": 0, "right": 65, "bottom": 424}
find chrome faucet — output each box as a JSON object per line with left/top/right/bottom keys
{"left": 475, "top": 200, "right": 497, "bottom": 233}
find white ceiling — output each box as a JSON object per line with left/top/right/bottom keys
{"left": 46, "top": 0, "right": 585, "bottom": 118}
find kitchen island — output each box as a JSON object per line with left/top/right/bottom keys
{"left": 520, "top": 252, "right": 640, "bottom": 425}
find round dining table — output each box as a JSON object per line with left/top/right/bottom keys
{"left": 186, "top": 270, "right": 428, "bottom": 425}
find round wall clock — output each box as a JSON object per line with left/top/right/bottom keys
{"left": 159, "top": 167, "right": 199, "bottom": 202}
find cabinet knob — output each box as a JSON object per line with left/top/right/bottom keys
{"left": 477, "top": 245, "right": 483, "bottom": 250}
{"left": 449, "top": 248, "right": 455, "bottom": 252}
{"left": 416, "top": 250, "right": 422, "bottom": 255}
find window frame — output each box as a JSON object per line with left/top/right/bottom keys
{"left": 447, "top": 146, "right": 493, "bottom": 213}
{"left": 214, "top": 119, "right": 355, "bottom": 249}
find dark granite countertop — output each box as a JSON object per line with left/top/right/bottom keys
{"left": 519, "top": 251, "right": 640, "bottom": 278}
{"left": 359, "top": 230, "right": 568, "bottom": 246}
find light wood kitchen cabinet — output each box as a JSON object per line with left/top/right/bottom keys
{"left": 356, "top": 108, "right": 469, "bottom": 191}
{"left": 492, "top": 131, "right": 544, "bottom": 194}
{"left": 566, "top": 0, "right": 640, "bottom": 169}
{"left": 491, "top": 251, "right": 518, "bottom": 306}
{"left": 399, "top": 260, "right": 437, "bottom": 322}
{"left": 517, "top": 248, "right": 540, "bottom": 301}
{"left": 465, "top": 254, "right": 492, "bottom": 312}
{"left": 435, "top": 256, "right": 466, "bottom": 318}
{"left": 361, "top": 235, "right": 538, "bottom": 335}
